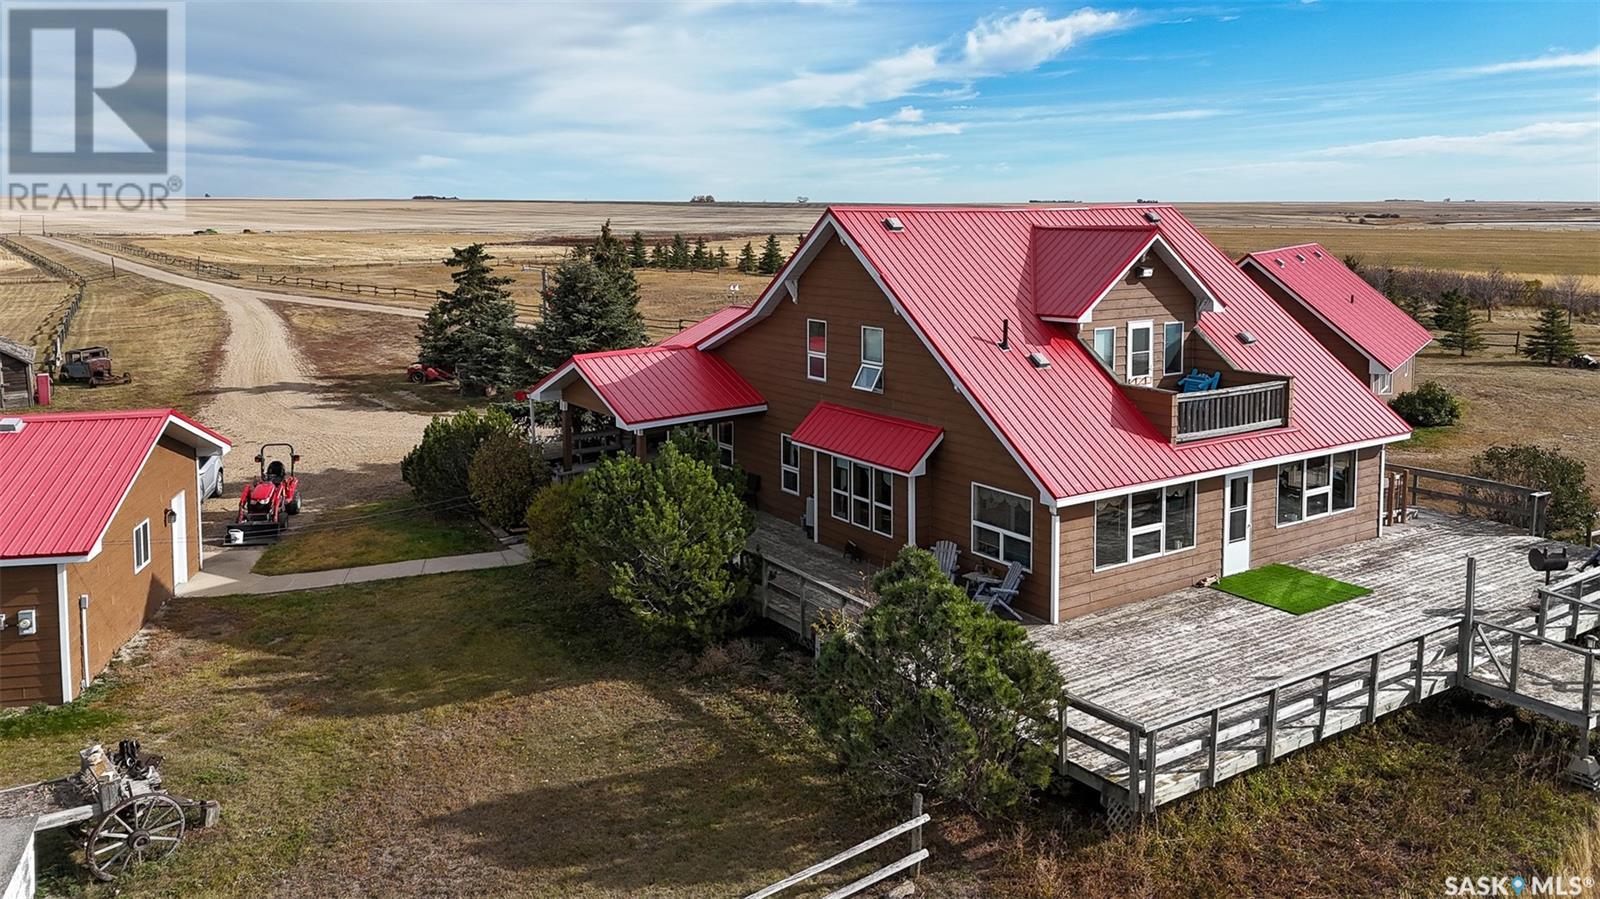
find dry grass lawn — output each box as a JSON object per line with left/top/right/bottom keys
{"left": 268, "top": 303, "right": 477, "bottom": 415}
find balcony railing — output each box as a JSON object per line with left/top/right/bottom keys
{"left": 1176, "top": 380, "right": 1288, "bottom": 442}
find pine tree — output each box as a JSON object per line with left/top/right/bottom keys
{"left": 628, "top": 231, "right": 648, "bottom": 268}
{"left": 670, "top": 233, "right": 690, "bottom": 270}
{"left": 1522, "top": 300, "right": 1580, "bottom": 365}
{"left": 736, "top": 241, "right": 756, "bottom": 274}
{"left": 650, "top": 243, "right": 668, "bottom": 268}
{"left": 1395, "top": 293, "right": 1430, "bottom": 323}
{"left": 758, "top": 234, "right": 785, "bottom": 275}
{"left": 715, "top": 246, "right": 729, "bottom": 270}
{"left": 417, "top": 244, "right": 523, "bottom": 390}
{"left": 591, "top": 219, "right": 628, "bottom": 273}
{"left": 690, "top": 237, "right": 710, "bottom": 270}
{"left": 1433, "top": 289, "right": 1485, "bottom": 356}
{"left": 531, "top": 254, "right": 647, "bottom": 375}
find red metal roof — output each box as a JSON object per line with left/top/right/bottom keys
{"left": 713, "top": 205, "right": 1412, "bottom": 501}
{"left": 1239, "top": 243, "right": 1433, "bottom": 372}
{"left": 0, "top": 409, "right": 231, "bottom": 561}
{"left": 790, "top": 402, "right": 944, "bottom": 475}
{"left": 659, "top": 304, "right": 752, "bottom": 348}
{"left": 1032, "top": 226, "right": 1157, "bottom": 321}
{"left": 533, "top": 346, "right": 766, "bottom": 428}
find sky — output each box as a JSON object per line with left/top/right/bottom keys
{"left": 180, "top": 0, "right": 1600, "bottom": 202}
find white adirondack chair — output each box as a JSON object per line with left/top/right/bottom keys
{"left": 975, "top": 562, "right": 1025, "bottom": 621}
{"left": 932, "top": 540, "right": 960, "bottom": 582}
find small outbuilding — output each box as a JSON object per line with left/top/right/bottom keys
{"left": 0, "top": 409, "right": 231, "bottom": 707}
{"left": 0, "top": 338, "right": 34, "bottom": 409}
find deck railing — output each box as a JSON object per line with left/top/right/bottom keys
{"left": 746, "top": 550, "right": 873, "bottom": 651}
{"left": 1175, "top": 380, "right": 1288, "bottom": 442}
{"left": 1388, "top": 465, "right": 1551, "bottom": 536}
{"left": 1536, "top": 564, "right": 1600, "bottom": 641}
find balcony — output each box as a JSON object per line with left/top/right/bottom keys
{"left": 1123, "top": 373, "right": 1291, "bottom": 443}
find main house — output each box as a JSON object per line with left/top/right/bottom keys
{"left": 1238, "top": 243, "right": 1433, "bottom": 397}
{"left": 532, "top": 206, "right": 1413, "bottom": 624}
{"left": 0, "top": 409, "right": 230, "bottom": 706}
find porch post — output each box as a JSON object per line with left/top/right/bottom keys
{"left": 906, "top": 475, "right": 918, "bottom": 548}
{"left": 811, "top": 451, "right": 820, "bottom": 544}
{"left": 560, "top": 401, "right": 574, "bottom": 471}
{"left": 635, "top": 430, "right": 648, "bottom": 460}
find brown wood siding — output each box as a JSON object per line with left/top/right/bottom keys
{"left": 715, "top": 236, "right": 1053, "bottom": 619}
{"left": 62, "top": 436, "right": 200, "bottom": 700}
{"left": 563, "top": 379, "right": 611, "bottom": 417}
{"left": 1244, "top": 266, "right": 1372, "bottom": 383}
{"left": 1055, "top": 446, "right": 1382, "bottom": 618}
{"left": 0, "top": 564, "right": 62, "bottom": 705}
{"left": 1077, "top": 259, "right": 1198, "bottom": 388}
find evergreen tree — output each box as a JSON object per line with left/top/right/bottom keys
{"left": 736, "top": 241, "right": 756, "bottom": 274}
{"left": 417, "top": 244, "right": 523, "bottom": 390}
{"left": 531, "top": 253, "right": 647, "bottom": 375}
{"left": 690, "top": 236, "right": 710, "bottom": 270}
{"left": 628, "top": 230, "right": 648, "bottom": 268}
{"left": 715, "top": 246, "right": 729, "bottom": 270}
{"left": 1522, "top": 300, "right": 1580, "bottom": 365}
{"left": 1433, "top": 288, "right": 1485, "bottom": 356}
{"left": 650, "top": 243, "right": 668, "bottom": 268}
{"left": 757, "top": 234, "right": 784, "bottom": 274}
{"left": 591, "top": 219, "right": 629, "bottom": 273}
{"left": 670, "top": 233, "right": 690, "bottom": 270}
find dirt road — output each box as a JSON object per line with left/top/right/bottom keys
{"left": 37, "top": 236, "right": 434, "bottom": 510}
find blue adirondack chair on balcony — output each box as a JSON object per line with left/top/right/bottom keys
{"left": 1178, "top": 368, "right": 1221, "bottom": 393}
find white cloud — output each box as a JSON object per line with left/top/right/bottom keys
{"left": 1472, "top": 46, "right": 1600, "bottom": 74}
{"left": 848, "top": 106, "right": 964, "bottom": 137}
{"left": 778, "top": 6, "right": 1129, "bottom": 107}
{"left": 1311, "top": 120, "right": 1600, "bottom": 158}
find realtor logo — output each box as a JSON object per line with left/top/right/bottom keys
{"left": 1, "top": 1, "right": 185, "bottom": 215}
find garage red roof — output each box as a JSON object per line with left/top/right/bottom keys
{"left": 1239, "top": 243, "right": 1433, "bottom": 372}
{"left": 531, "top": 346, "right": 765, "bottom": 429}
{"left": 1032, "top": 226, "right": 1158, "bottom": 321}
{"left": 659, "top": 304, "right": 752, "bottom": 348}
{"left": 706, "top": 205, "right": 1411, "bottom": 501}
{"left": 0, "top": 410, "right": 231, "bottom": 561}
{"left": 790, "top": 402, "right": 944, "bottom": 475}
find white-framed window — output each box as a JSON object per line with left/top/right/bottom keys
{"left": 1371, "top": 371, "right": 1393, "bottom": 395}
{"left": 133, "top": 519, "right": 151, "bottom": 573}
{"left": 1093, "top": 482, "right": 1196, "bottom": 569}
{"left": 971, "top": 483, "right": 1033, "bottom": 570}
{"left": 1091, "top": 327, "right": 1115, "bottom": 369}
{"left": 1163, "top": 321, "right": 1184, "bottom": 375}
{"left": 1128, "top": 321, "right": 1153, "bottom": 380}
{"left": 1277, "top": 451, "right": 1357, "bottom": 525}
{"left": 715, "top": 421, "right": 734, "bottom": 469}
{"left": 779, "top": 434, "right": 799, "bottom": 494}
{"left": 806, "top": 319, "right": 827, "bottom": 381}
{"left": 853, "top": 326, "right": 884, "bottom": 392}
{"left": 831, "top": 456, "right": 893, "bottom": 537}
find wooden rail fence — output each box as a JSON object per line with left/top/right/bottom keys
{"left": 67, "top": 235, "right": 241, "bottom": 278}
{"left": 744, "top": 794, "right": 928, "bottom": 899}
{"left": 1387, "top": 464, "right": 1550, "bottom": 536}
{"left": 0, "top": 236, "right": 88, "bottom": 369}
{"left": 254, "top": 273, "right": 436, "bottom": 299}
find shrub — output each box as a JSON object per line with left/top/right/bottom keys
{"left": 468, "top": 432, "right": 551, "bottom": 530}
{"left": 573, "top": 443, "right": 753, "bottom": 648}
{"left": 804, "top": 547, "right": 1064, "bottom": 816}
{"left": 401, "top": 407, "right": 519, "bottom": 507}
{"left": 1470, "top": 444, "right": 1598, "bottom": 540}
{"left": 525, "top": 478, "right": 588, "bottom": 575}
{"left": 1389, "top": 381, "right": 1462, "bottom": 428}
{"left": 666, "top": 425, "right": 747, "bottom": 494}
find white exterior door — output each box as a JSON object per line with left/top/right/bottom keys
{"left": 170, "top": 492, "right": 188, "bottom": 586}
{"left": 1222, "top": 474, "right": 1251, "bottom": 576}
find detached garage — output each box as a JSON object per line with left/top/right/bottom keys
{"left": 0, "top": 410, "right": 231, "bottom": 706}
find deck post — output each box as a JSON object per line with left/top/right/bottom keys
{"left": 635, "top": 430, "right": 648, "bottom": 460}
{"left": 758, "top": 554, "right": 770, "bottom": 618}
{"left": 1264, "top": 689, "right": 1279, "bottom": 764}
{"left": 1126, "top": 731, "right": 1141, "bottom": 815}
{"left": 1143, "top": 732, "right": 1157, "bottom": 811}
{"left": 1367, "top": 654, "right": 1381, "bottom": 724}
{"left": 1413, "top": 637, "right": 1427, "bottom": 702}
{"left": 1057, "top": 699, "right": 1068, "bottom": 771}
{"left": 1566, "top": 653, "right": 1600, "bottom": 788}
{"left": 1509, "top": 633, "right": 1521, "bottom": 693}
{"left": 1206, "top": 710, "right": 1220, "bottom": 788}
{"left": 1317, "top": 673, "right": 1330, "bottom": 739}
{"left": 560, "top": 403, "right": 574, "bottom": 470}
{"left": 1457, "top": 558, "right": 1477, "bottom": 685}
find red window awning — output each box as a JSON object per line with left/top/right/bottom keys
{"left": 790, "top": 402, "right": 943, "bottom": 476}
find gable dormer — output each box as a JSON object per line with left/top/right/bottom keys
{"left": 1029, "top": 225, "right": 1223, "bottom": 325}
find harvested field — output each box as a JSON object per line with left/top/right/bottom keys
{"left": 1205, "top": 226, "right": 1600, "bottom": 284}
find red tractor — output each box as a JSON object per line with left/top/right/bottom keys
{"left": 229, "top": 444, "right": 302, "bottom": 545}
{"left": 407, "top": 362, "right": 455, "bottom": 383}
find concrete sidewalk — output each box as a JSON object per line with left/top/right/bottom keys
{"left": 178, "top": 544, "right": 530, "bottom": 597}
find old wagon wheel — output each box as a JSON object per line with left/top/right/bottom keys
{"left": 86, "top": 794, "right": 186, "bottom": 881}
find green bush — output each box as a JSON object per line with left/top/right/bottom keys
{"left": 573, "top": 443, "right": 753, "bottom": 648}
{"left": 1389, "top": 381, "right": 1462, "bottom": 429}
{"left": 1470, "top": 444, "right": 1597, "bottom": 540}
{"left": 468, "top": 432, "right": 551, "bottom": 530}
{"left": 401, "top": 407, "right": 520, "bottom": 507}
{"left": 525, "top": 478, "right": 588, "bottom": 575}
{"left": 804, "top": 547, "right": 1064, "bottom": 816}
{"left": 666, "top": 425, "right": 747, "bottom": 494}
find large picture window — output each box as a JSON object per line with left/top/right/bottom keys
{"left": 1094, "top": 482, "right": 1196, "bottom": 569}
{"left": 832, "top": 456, "right": 893, "bottom": 537}
{"left": 779, "top": 434, "right": 799, "bottom": 494}
{"left": 972, "top": 483, "right": 1032, "bottom": 570}
{"left": 806, "top": 319, "right": 827, "bottom": 381}
{"left": 1163, "top": 321, "right": 1184, "bottom": 375}
{"left": 853, "top": 326, "right": 885, "bottom": 392}
{"left": 1277, "top": 451, "right": 1357, "bottom": 524}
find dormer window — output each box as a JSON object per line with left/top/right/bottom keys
{"left": 854, "top": 326, "right": 884, "bottom": 392}
{"left": 1128, "top": 321, "right": 1153, "bottom": 381}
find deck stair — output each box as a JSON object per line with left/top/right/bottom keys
{"left": 1057, "top": 555, "right": 1600, "bottom": 819}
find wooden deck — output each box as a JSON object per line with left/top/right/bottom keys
{"left": 1028, "top": 511, "right": 1600, "bottom": 814}
{"left": 748, "top": 513, "right": 878, "bottom": 643}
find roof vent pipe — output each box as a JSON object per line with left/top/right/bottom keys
{"left": 997, "top": 318, "right": 1010, "bottom": 351}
